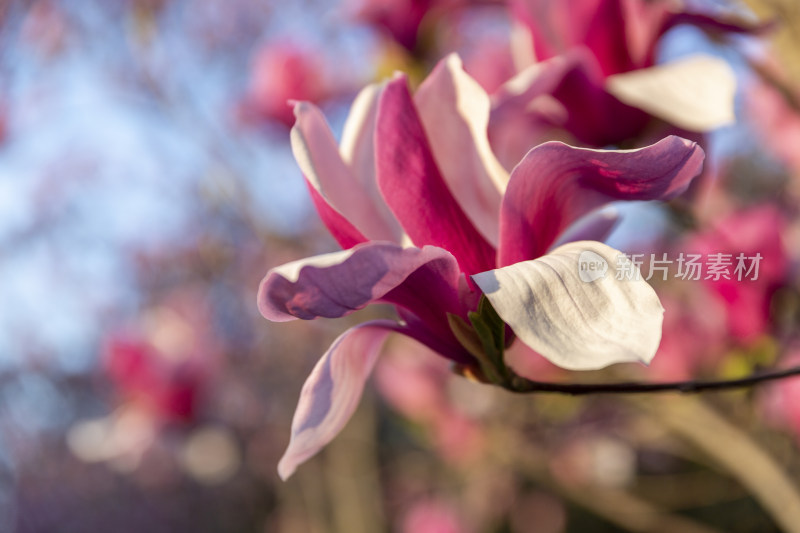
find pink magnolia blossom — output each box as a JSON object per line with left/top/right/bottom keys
{"left": 258, "top": 55, "right": 704, "bottom": 479}
{"left": 487, "top": 0, "right": 751, "bottom": 160}
{"left": 488, "top": 48, "right": 734, "bottom": 165}
{"left": 104, "top": 289, "right": 220, "bottom": 424}
{"left": 238, "top": 42, "right": 331, "bottom": 128}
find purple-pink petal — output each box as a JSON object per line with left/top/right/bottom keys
{"left": 375, "top": 75, "right": 497, "bottom": 276}
{"left": 278, "top": 320, "right": 396, "bottom": 480}
{"left": 258, "top": 242, "right": 461, "bottom": 323}
{"left": 489, "top": 50, "right": 650, "bottom": 154}
{"left": 498, "top": 135, "right": 704, "bottom": 266}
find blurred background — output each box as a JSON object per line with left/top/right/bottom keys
{"left": 2, "top": 0, "right": 800, "bottom": 531}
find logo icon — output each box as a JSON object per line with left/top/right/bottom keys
{"left": 578, "top": 250, "right": 608, "bottom": 282}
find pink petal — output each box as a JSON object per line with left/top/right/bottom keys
{"left": 376, "top": 75, "right": 497, "bottom": 276}
{"left": 547, "top": 51, "right": 650, "bottom": 145}
{"left": 489, "top": 50, "right": 650, "bottom": 150}
{"left": 414, "top": 54, "right": 507, "bottom": 245}
{"left": 278, "top": 320, "right": 395, "bottom": 479}
{"left": 306, "top": 183, "right": 367, "bottom": 249}
{"left": 498, "top": 135, "right": 704, "bottom": 266}
{"left": 258, "top": 242, "right": 462, "bottom": 323}
{"left": 291, "top": 101, "right": 399, "bottom": 246}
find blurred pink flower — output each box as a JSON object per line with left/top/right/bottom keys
{"left": 746, "top": 73, "right": 800, "bottom": 172}
{"left": 20, "top": 0, "right": 69, "bottom": 57}
{"left": 105, "top": 336, "right": 200, "bottom": 423}
{"left": 0, "top": 100, "right": 7, "bottom": 145}
{"left": 646, "top": 290, "right": 727, "bottom": 380}
{"left": 349, "top": 0, "right": 463, "bottom": 52}
{"left": 239, "top": 42, "right": 331, "bottom": 128}
{"left": 104, "top": 289, "right": 221, "bottom": 424}
{"left": 402, "top": 499, "right": 467, "bottom": 533}
{"left": 684, "top": 205, "right": 788, "bottom": 345}
{"left": 257, "top": 55, "right": 704, "bottom": 479}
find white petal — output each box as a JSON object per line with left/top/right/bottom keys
{"left": 267, "top": 248, "right": 358, "bottom": 284}
{"left": 606, "top": 55, "right": 736, "bottom": 131}
{"left": 338, "top": 83, "right": 404, "bottom": 242}
{"left": 340, "top": 83, "right": 381, "bottom": 172}
{"left": 472, "top": 241, "right": 664, "bottom": 371}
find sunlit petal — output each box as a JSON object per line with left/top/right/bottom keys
{"left": 258, "top": 242, "right": 461, "bottom": 322}
{"left": 291, "top": 101, "right": 399, "bottom": 245}
{"left": 375, "top": 75, "right": 497, "bottom": 275}
{"left": 606, "top": 55, "right": 736, "bottom": 131}
{"left": 415, "top": 54, "right": 507, "bottom": 244}
{"left": 473, "top": 241, "right": 663, "bottom": 370}
{"left": 498, "top": 136, "right": 704, "bottom": 266}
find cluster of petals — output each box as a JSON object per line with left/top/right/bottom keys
{"left": 257, "top": 54, "right": 705, "bottom": 479}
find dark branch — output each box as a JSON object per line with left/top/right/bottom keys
{"left": 501, "top": 366, "right": 800, "bottom": 395}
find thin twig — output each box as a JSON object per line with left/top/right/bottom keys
{"left": 500, "top": 365, "right": 800, "bottom": 395}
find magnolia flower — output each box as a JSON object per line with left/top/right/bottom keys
{"left": 488, "top": 48, "right": 735, "bottom": 167}
{"left": 510, "top": 0, "right": 763, "bottom": 77}
{"left": 488, "top": 0, "right": 751, "bottom": 161}
{"left": 258, "top": 55, "right": 704, "bottom": 479}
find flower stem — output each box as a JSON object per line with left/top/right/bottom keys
{"left": 502, "top": 366, "right": 800, "bottom": 395}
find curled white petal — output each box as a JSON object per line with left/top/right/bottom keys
{"left": 473, "top": 241, "right": 664, "bottom": 371}
{"left": 606, "top": 55, "right": 736, "bottom": 131}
